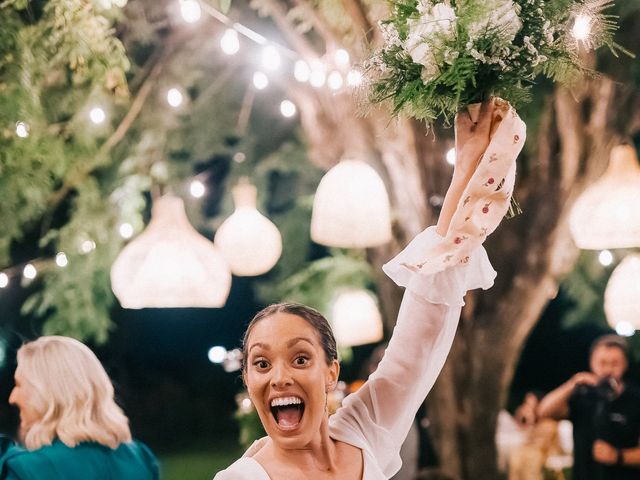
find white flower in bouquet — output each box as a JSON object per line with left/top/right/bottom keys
{"left": 404, "top": 2, "right": 456, "bottom": 80}
{"left": 467, "top": 0, "right": 522, "bottom": 45}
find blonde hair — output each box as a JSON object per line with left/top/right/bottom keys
{"left": 16, "top": 336, "right": 132, "bottom": 450}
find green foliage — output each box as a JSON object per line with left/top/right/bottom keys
{"left": 368, "top": 0, "right": 632, "bottom": 123}
{"left": 0, "top": 0, "right": 130, "bottom": 341}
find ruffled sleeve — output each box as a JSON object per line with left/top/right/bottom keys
{"left": 382, "top": 226, "right": 496, "bottom": 307}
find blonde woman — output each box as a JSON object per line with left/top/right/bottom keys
{"left": 0, "top": 336, "right": 158, "bottom": 479}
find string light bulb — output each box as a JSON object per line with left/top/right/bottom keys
{"left": 15, "top": 121, "right": 29, "bottom": 138}
{"left": 327, "top": 71, "right": 343, "bottom": 90}
{"left": 261, "top": 45, "right": 281, "bottom": 71}
{"left": 55, "top": 252, "right": 69, "bottom": 267}
{"left": 280, "top": 100, "right": 296, "bottom": 118}
{"left": 208, "top": 346, "right": 227, "bottom": 363}
{"left": 334, "top": 49, "right": 350, "bottom": 66}
{"left": 0, "top": 273, "right": 8, "bottom": 288}
{"left": 572, "top": 14, "right": 592, "bottom": 41}
{"left": 89, "top": 107, "right": 106, "bottom": 124}
{"left": 189, "top": 179, "right": 206, "bottom": 198}
{"left": 598, "top": 250, "right": 613, "bottom": 267}
{"left": 220, "top": 29, "right": 240, "bottom": 55}
{"left": 119, "top": 223, "right": 134, "bottom": 239}
{"left": 179, "top": 0, "right": 201, "bottom": 23}
{"left": 167, "top": 88, "right": 184, "bottom": 107}
{"left": 23, "top": 264, "right": 37, "bottom": 280}
{"left": 446, "top": 147, "right": 456, "bottom": 166}
{"left": 253, "top": 71, "right": 269, "bottom": 90}
{"left": 294, "top": 60, "right": 311, "bottom": 82}
{"left": 309, "top": 64, "right": 326, "bottom": 88}
{"left": 346, "top": 69, "right": 363, "bottom": 87}
{"left": 81, "top": 240, "right": 96, "bottom": 253}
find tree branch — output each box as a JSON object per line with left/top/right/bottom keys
{"left": 46, "top": 39, "right": 171, "bottom": 211}
{"left": 261, "top": 0, "right": 319, "bottom": 59}
{"left": 340, "top": 0, "right": 375, "bottom": 44}
{"left": 292, "top": 0, "right": 342, "bottom": 48}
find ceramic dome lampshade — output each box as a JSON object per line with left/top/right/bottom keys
{"left": 604, "top": 254, "right": 640, "bottom": 332}
{"left": 111, "top": 195, "right": 231, "bottom": 308}
{"left": 330, "top": 289, "right": 384, "bottom": 347}
{"left": 311, "top": 159, "right": 392, "bottom": 248}
{"left": 214, "top": 179, "right": 282, "bottom": 276}
{"left": 570, "top": 145, "right": 640, "bottom": 249}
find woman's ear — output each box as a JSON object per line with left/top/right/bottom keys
{"left": 326, "top": 360, "right": 340, "bottom": 392}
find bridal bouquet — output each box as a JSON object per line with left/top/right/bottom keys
{"left": 368, "top": 0, "right": 629, "bottom": 122}
{"left": 367, "top": 0, "right": 630, "bottom": 273}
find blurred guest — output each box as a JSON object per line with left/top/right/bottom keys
{"left": 508, "top": 391, "right": 565, "bottom": 480}
{"left": 538, "top": 334, "right": 640, "bottom": 480}
{"left": 0, "top": 336, "right": 159, "bottom": 479}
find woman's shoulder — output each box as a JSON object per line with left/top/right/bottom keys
{"left": 213, "top": 457, "right": 270, "bottom": 480}
{"left": 0, "top": 440, "right": 158, "bottom": 479}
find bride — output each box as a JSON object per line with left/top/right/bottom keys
{"left": 215, "top": 98, "right": 513, "bottom": 479}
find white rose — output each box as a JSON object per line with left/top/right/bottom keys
{"left": 467, "top": 0, "right": 522, "bottom": 44}
{"left": 404, "top": 2, "right": 456, "bottom": 76}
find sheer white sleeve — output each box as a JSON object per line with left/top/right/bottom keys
{"left": 329, "top": 226, "right": 495, "bottom": 476}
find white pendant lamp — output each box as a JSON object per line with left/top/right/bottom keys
{"left": 311, "top": 159, "right": 392, "bottom": 248}
{"left": 111, "top": 195, "right": 231, "bottom": 308}
{"left": 330, "top": 289, "right": 384, "bottom": 347}
{"left": 570, "top": 145, "right": 640, "bottom": 249}
{"left": 604, "top": 254, "right": 640, "bottom": 333}
{"left": 214, "top": 179, "right": 282, "bottom": 276}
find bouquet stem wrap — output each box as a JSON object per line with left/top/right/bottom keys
{"left": 404, "top": 99, "right": 526, "bottom": 275}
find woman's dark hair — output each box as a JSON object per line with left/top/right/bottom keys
{"left": 242, "top": 303, "right": 338, "bottom": 372}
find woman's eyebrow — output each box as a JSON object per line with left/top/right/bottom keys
{"left": 286, "top": 337, "right": 314, "bottom": 348}
{"left": 248, "top": 342, "right": 270, "bottom": 353}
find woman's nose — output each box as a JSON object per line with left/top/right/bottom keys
{"left": 270, "top": 363, "right": 293, "bottom": 388}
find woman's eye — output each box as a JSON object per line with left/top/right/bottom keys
{"left": 254, "top": 360, "right": 269, "bottom": 369}
{"left": 294, "top": 356, "right": 308, "bottom": 366}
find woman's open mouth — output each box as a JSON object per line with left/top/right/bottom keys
{"left": 270, "top": 396, "right": 305, "bottom": 430}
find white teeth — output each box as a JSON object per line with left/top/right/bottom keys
{"left": 270, "top": 396, "right": 303, "bottom": 407}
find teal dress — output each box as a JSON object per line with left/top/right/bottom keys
{"left": 0, "top": 437, "right": 159, "bottom": 480}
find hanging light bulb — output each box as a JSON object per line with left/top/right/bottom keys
{"left": 111, "top": 195, "right": 231, "bottom": 308}
{"left": 569, "top": 145, "right": 640, "bottom": 249}
{"left": 220, "top": 28, "right": 240, "bottom": 55}
{"left": 294, "top": 60, "right": 311, "bottom": 82}
{"left": 214, "top": 179, "right": 282, "bottom": 276}
{"left": 81, "top": 239, "right": 96, "bottom": 253}
{"left": 311, "top": 159, "right": 392, "bottom": 248}
{"left": 261, "top": 45, "right": 281, "bottom": 71}
{"left": 0, "top": 273, "right": 8, "bottom": 288}
{"left": 330, "top": 290, "right": 384, "bottom": 347}
{"left": 604, "top": 254, "right": 640, "bottom": 333}
{"left": 179, "top": 0, "right": 201, "bottom": 23}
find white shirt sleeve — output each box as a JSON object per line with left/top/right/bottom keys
{"left": 330, "top": 226, "right": 496, "bottom": 476}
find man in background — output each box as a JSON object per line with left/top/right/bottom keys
{"left": 538, "top": 334, "right": 640, "bottom": 480}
